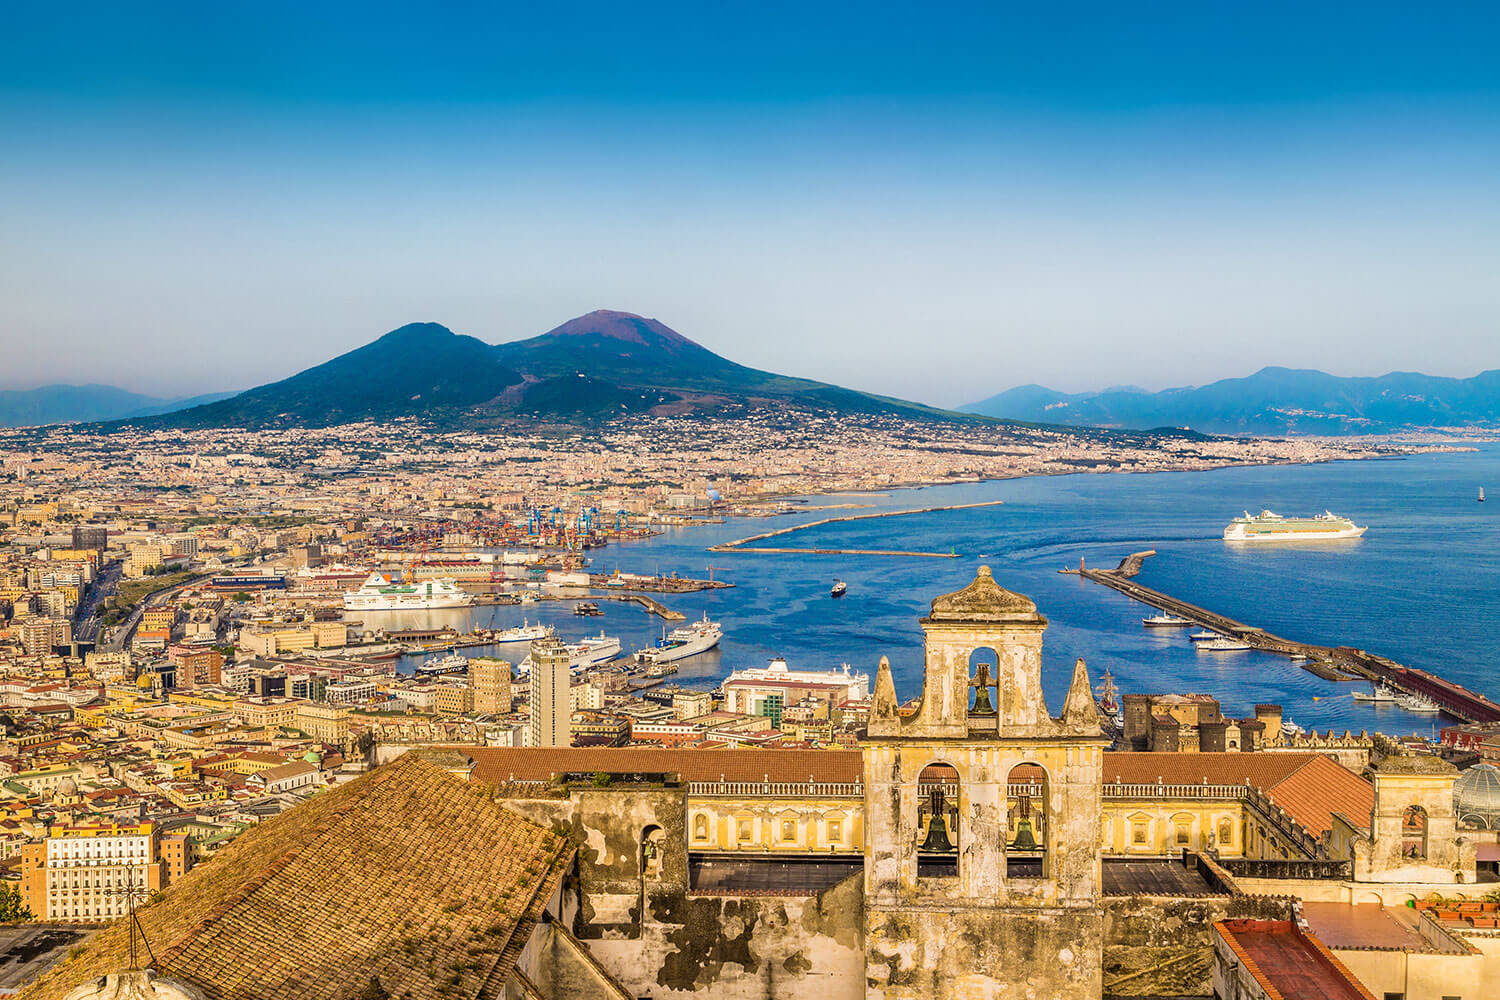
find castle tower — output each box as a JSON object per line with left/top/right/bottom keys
{"left": 864, "top": 566, "right": 1107, "bottom": 999}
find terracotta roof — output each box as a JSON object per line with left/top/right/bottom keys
{"left": 457, "top": 746, "right": 863, "bottom": 785}
{"left": 16, "top": 755, "right": 572, "bottom": 1000}
{"left": 1215, "top": 919, "right": 1375, "bottom": 1000}
{"left": 1103, "top": 752, "right": 1373, "bottom": 836}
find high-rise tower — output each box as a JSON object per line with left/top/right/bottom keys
{"left": 527, "top": 639, "right": 571, "bottom": 748}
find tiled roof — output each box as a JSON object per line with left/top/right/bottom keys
{"left": 16, "top": 754, "right": 573, "bottom": 1000}
{"left": 459, "top": 746, "right": 863, "bottom": 785}
{"left": 1103, "top": 752, "right": 1373, "bottom": 836}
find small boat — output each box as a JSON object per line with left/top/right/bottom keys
{"left": 1481, "top": 487, "right": 1487, "bottom": 503}
{"left": 1142, "top": 612, "right": 1194, "bottom": 627}
{"left": 573, "top": 602, "right": 602, "bottom": 616}
{"left": 1188, "top": 630, "right": 1221, "bottom": 642}
{"left": 1352, "top": 684, "right": 1400, "bottom": 703}
{"left": 1282, "top": 719, "right": 1306, "bottom": 737}
{"left": 1197, "top": 637, "right": 1252, "bottom": 651}
{"left": 831, "top": 580, "right": 847, "bottom": 598}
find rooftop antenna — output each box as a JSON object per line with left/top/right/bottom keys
{"left": 103, "top": 869, "right": 157, "bottom": 971}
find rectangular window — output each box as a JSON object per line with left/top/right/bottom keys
{"left": 781, "top": 820, "right": 796, "bottom": 842}
{"left": 1132, "top": 824, "right": 1147, "bottom": 845}
{"left": 737, "top": 820, "right": 752, "bottom": 842}
{"left": 1176, "top": 826, "right": 1191, "bottom": 846}
{"left": 828, "top": 820, "right": 842, "bottom": 843}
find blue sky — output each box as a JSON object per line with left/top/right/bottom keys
{"left": 1, "top": 1, "right": 1497, "bottom": 404}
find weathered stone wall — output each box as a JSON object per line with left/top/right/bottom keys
{"left": 1102, "top": 894, "right": 1292, "bottom": 997}
{"left": 865, "top": 905, "right": 1103, "bottom": 999}
{"left": 590, "top": 876, "right": 865, "bottom": 1000}
{"left": 497, "top": 785, "right": 864, "bottom": 999}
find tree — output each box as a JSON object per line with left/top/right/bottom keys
{"left": 0, "top": 883, "right": 33, "bottom": 922}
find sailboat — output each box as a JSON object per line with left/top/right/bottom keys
{"left": 1481, "top": 487, "right": 1486, "bottom": 503}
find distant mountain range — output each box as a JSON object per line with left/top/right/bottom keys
{"left": 139, "top": 310, "right": 965, "bottom": 429}
{"left": 963, "top": 367, "right": 1500, "bottom": 436}
{"left": 0, "top": 384, "right": 234, "bottom": 428}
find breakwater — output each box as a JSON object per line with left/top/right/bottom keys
{"left": 1069, "top": 553, "right": 1500, "bottom": 724}
{"left": 709, "top": 500, "right": 1005, "bottom": 558}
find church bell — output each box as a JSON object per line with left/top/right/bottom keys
{"left": 918, "top": 785, "right": 955, "bottom": 853}
{"left": 1011, "top": 793, "right": 1039, "bottom": 851}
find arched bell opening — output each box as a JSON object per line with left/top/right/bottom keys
{"left": 967, "top": 647, "right": 1000, "bottom": 717}
{"left": 1006, "top": 763, "right": 1048, "bottom": 879}
{"left": 916, "top": 763, "right": 960, "bottom": 879}
{"left": 1402, "top": 805, "right": 1428, "bottom": 861}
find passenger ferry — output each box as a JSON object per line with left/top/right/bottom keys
{"left": 636, "top": 613, "right": 723, "bottom": 666}
{"left": 1142, "top": 612, "right": 1194, "bottom": 628}
{"left": 493, "top": 620, "right": 554, "bottom": 643}
{"left": 1223, "top": 510, "right": 1366, "bottom": 542}
{"left": 343, "top": 573, "right": 474, "bottom": 611}
{"left": 416, "top": 653, "right": 469, "bottom": 677}
{"left": 518, "top": 632, "right": 621, "bottom": 673}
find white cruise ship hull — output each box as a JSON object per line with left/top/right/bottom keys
{"left": 1224, "top": 525, "right": 1366, "bottom": 542}
{"left": 343, "top": 593, "right": 473, "bottom": 611}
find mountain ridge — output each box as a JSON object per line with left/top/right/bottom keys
{"left": 0, "top": 384, "right": 235, "bottom": 428}
{"left": 140, "top": 310, "right": 972, "bottom": 429}
{"left": 963, "top": 366, "right": 1500, "bottom": 435}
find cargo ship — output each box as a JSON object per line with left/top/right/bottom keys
{"left": 343, "top": 573, "right": 474, "bottom": 611}
{"left": 1223, "top": 510, "right": 1366, "bottom": 542}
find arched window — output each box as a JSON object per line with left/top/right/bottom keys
{"left": 967, "top": 648, "right": 1001, "bottom": 715}
{"left": 917, "top": 763, "right": 959, "bottom": 878}
{"left": 1007, "top": 763, "right": 1048, "bottom": 878}
{"left": 1217, "top": 817, "right": 1234, "bottom": 848}
{"left": 1402, "top": 805, "right": 1428, "bottom": 860}
{"left": 641, "top": 825, "right": 665, "bottom": 879}
{"left": 692, "top": 813, "right": 709, "bottom": 842}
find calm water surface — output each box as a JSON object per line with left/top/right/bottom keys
{"left": 380, "top": 443, "right": 1500, "bottom": 738}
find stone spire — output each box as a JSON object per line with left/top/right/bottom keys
{"left": 1059, "top": 658, "right": 1101, "bottom": 734}
{"left": 869, "top": 656, "right": 900, "bottom": 737}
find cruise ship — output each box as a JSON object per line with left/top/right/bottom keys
{"left": 636, "top": 613, "right": 723, "bottom": 665}
{"left": 415, "top": 653, "right": 469, "bottom": 677}
{"left": 518, "top": 632, "right": 621, "bottom": 673}
{"left": 342, "top": 573, "right": 474, "bottom": 611}
{"left": 1223, "top": 510, "right": 1367, "bottom": 542}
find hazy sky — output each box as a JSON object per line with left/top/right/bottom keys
{"left": 2, "top": 2, "right": 1497, "bottom": 406}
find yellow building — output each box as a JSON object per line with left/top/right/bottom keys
{"left": 294, "top": 702, "right": 351, "bottom": 744}
{"left": 20, "top": 820, "right": 190, "bottom": 922}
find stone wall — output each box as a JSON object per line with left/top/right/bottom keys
{"left": 1102, "top": 893, "right": 1293, "bottom": 996}
{"left": 497, "top": 784, "right": 864, "bottom": 999}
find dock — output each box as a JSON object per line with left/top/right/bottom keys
{"left": 710, "top": 499, "right": 1005, "bottom": 559}
{"left": 1067, "top": 552, "right": 1500, "bottom": 724}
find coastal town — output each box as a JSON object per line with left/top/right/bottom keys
{"left": 1, "top": 412, "right": 1497, "bottom": 999}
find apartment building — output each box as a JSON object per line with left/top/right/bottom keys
{"left": 20, "top": 820, "right": 190, "bottom": 922}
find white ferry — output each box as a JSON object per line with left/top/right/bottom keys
{"left": 493, "top": 619, "right": 554, "bottom": 643}
{"left": 636, "top": 613, "right": 723, "bottom": 665}
{"left": 343, "top": 573, "right": 474, "bottom": 611}
{"left": 416, "top": 653, "right": 469, "bottom": 676}
{"left": 1223, "top": 510, "right": 1366, "bottom": 542}
{"left": 518, "top": 632, "right": 621, "bottom": 673}
{"left": 1143, "top": 612, "right": 1194, "bottom": 628}
{"left": 1352, "top": 684, "right": 1400, "bottom": 704}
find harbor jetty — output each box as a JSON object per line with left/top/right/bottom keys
{"left": 710, "top": 499, "right": 1005, "bottom": 558}
{"left": 1067, "top": 552, "right": 1500, "bottom": 724}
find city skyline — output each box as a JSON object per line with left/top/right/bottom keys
{"left": 2, "top": 2, "right": 1497, "bottom": 403}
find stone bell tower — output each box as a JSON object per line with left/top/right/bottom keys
{"left": 863, "top": 566, "right": 1107, "bottom": 1000}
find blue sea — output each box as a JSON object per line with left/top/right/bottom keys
{"left": 386, "top": 443, "right": 1500, "bottom": 739}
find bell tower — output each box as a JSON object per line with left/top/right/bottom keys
{"left": 863, "top": 566, "right": 1107, "bottom": 999}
